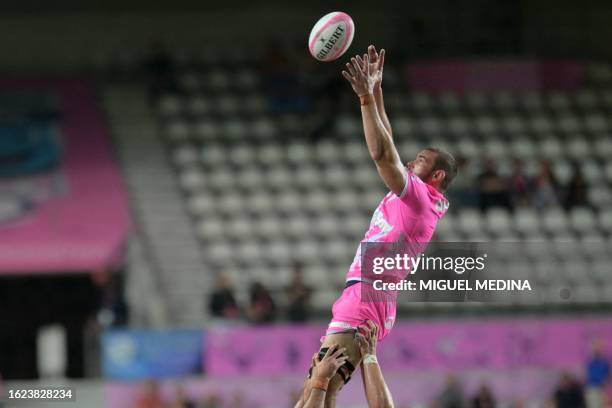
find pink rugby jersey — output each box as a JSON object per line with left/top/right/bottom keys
{"left": 346, "top": 170, "right": 449, "bottom": 282}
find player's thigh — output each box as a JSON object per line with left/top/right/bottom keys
{"left": 320, "top": 331, "right": 361, "bottom": 364}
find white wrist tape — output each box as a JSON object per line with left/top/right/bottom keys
{"left": 363, "top": 354, "right": 378, "bottom": 365}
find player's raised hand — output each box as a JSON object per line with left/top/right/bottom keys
{"left": 359, "top": 45, "right": 385, "bottom": 91}
{"left": 312, "top": 346, "right": 349, "bottom": 380}
{"left": 356, "top": 320, "right": 379, "bottom": 356}
{"left": 342, "top": 54, "right": 377, "bottom": 96}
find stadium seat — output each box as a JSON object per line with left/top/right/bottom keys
{"left": 188, "top": 194, "right": 216, "bottom": 217}
{"left": 500, "top": 114, "right": 526, "bottom": 134}
{"left": 569, "top": 207, "right": 597, "bottom": 234}
{"left": 538, "top": 137, "right": 563, "bottom": 159}
{"left": 196, "top": 218, "right": 225, "bottom": 240}
{"left": 486, "top": 207, "right": 512, "bottom": 235}
{"left": 286, "top": 215, "right": 311, "bottom": 239}
{"left": 201, "top": 145, "right": 227, "bottom": 168}
{"left": 574, "top": 89, "right": 598, "bottom": 109}
{"left": 247, "top": 192, "right": 274, "bottom": 216}
{"left": 256, "top": 216, "right": 283, "bottom": 238}
{"left": 187, "top": 96, "right": 211, "bottom": 116}
{"left": 336, "top": 114, "right": 361, "bottom": 138}
{"left": 236, "top": 166, "right": 265, "bottom": 192}
{"left": 257, "top": 144, "right": 285, "bottom": 166}
{"left": 229, "top": 145, "right": 256, "bottom": 167}
{"left": 547, "top": 91, "right": 571, "bottom": 110}
{"left": 179, "top": 167, "right": 206, "bottom": 193}
{"left": 542, "top": 208, "right": 569, "bottom": 235}
{"left": 344, "top": 141, "right": 370, "bottom": 164}
{"left": 166, "top": 120, "right": 190, "bottom": 142}
{"left": 556, "top": 116, "right": 582, "bottom": 134}
{"left": 438, "top": 91, "right": 461, "bottom": 112}
{"left": 193, "top": 119, "right": 219, "bottom": 142}
{"left": 594, "top": 139, "right": 612, "bottom": 163}
{"left": 551, "top": 160, "right": 573, "bottom": 184}
{"left": 251, "top": 117, "right": 278, "bottom": 139}
{"left": 293, "top": 239, "right": 320, "bottom": 262}
{"left": 207, "top": 168, "right": 235, "bottom": 191}
{"left": 266, "top": 166, "right": 294, "bottom": 192}
{"left": 235, "top": 68, "right": 259, "bottom": 90}
{"left": 275, "top": 190, "right": 302, "bottom": 215}
{"left": 584, "top": 113, "right": 609, "bottom": 133}
{"left": 304, "top": 190, "right": 331, "bottom": 215}
{"left": 172, "top": 145, "right": 199, "bottom": 167}
{"left": 513, "top": 208, "right": 541, "bottom": 236}
{"left": 158, "top": 94, "right": 183, "bottom": 117}
{"left": 598, "top": 209, "right": 612, "bottom": 233}
{"left": 566, "top": 138, "right": 590, "bottom": 159}
{"left": 295, "top": 166, "right": 321, "bottom": 190}
{"left": 492, "top": 91, "right": 516, "bottom": 111}
{"left": 457, "top": 209, "right": 484, "bottom": 236}
{"left": 226, "top": 217, "right": 253, "bottom": 241}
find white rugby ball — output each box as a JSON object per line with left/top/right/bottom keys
{"left": 308, "top": 12, "right": 355, "bottom": 62}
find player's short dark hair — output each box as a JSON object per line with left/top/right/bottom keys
{"left": 425, "top": 147, "right": 457, "bottom": 191}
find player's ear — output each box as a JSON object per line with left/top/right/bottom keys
{"left": 432, "top": 169, "right": 446, "bottom": 185}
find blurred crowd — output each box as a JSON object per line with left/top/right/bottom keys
{"left": 208, "top": 262, "right": 312, "bottom": 324}
{"left": 452, "top": 157, "right": 591, "bottom": 213}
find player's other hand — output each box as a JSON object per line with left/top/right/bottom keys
{"left": 362, "top": 45, "right": 385, "bottom": 91}
{"left": 342, "top": 54, "right": 378, "bottom": 97}
{"left": 312, "top": 346, "right": 349, "bottom": 380}
{"left": 356, "top": 320, "right": 379, "bottom": 356}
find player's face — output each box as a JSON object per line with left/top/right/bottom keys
{"left": 407, "top": 150, "right": 437, "bottom": 181}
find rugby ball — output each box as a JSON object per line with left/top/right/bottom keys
{"left": 308, "top": 12, "right": 355, "bottom": 62}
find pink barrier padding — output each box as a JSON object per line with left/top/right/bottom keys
{"left": 406, "top": 61, "right": 585, "bottom": 92}
{"left": 0, "top": 79, "right": 131, "bottom": 273}
{"left": 206, "top": 318, "right": 612, "bottom": 376}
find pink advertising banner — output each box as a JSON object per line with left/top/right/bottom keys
{"left": 0, "top": 79, "right": 131, "bottom": 273}
{"left": 205, "top": 318, "right": 612, "bottom": 376}
{"left": 406, "top": 61, "right": 584, "bottom": 93}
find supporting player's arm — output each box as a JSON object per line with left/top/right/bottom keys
{"left": 299, "top": 347, "right": 348, "bottom": 408}
{"left": 357, "top": 321, "right": 395, "bottom": 408}
{"left": 342, "top": 52, "right": 406, "bottom": 197}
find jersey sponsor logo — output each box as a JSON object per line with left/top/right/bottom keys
{"left": 435, "top": 198, "right": 449, "bottom": 213}
{"left": 384, "top": 315, "right": 395, "bottom": 330}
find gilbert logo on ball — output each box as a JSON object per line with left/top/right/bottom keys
{"left": 308, "top": 12, "right": 355, "bottom": 62}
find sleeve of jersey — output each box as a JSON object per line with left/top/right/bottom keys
{"left": 398, "top": 170, "right": 425, "bottom": 204}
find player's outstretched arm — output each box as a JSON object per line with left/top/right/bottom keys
{"left": 357, "top": 321, "right": 395, "bottom": 408}
{"left": 342, "top": 54, "right": 406, "bottom": 196}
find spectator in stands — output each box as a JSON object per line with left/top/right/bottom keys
{"left": 477, "top": 159, "right": 511, "bottom": 211}
{"left": 448, "top": 156, "right": 479, "bottom": 208}
{"left": 208, "top": 274, "right": 239, "bottom": 320}
{"left": 553, "top": 371, "right": 586, "bottom": 408}
{"left": 531, "top": 159, "right": 560, "bottom": 212}
{"left": 585, "top": 341, "right": 610, "bottom": 408}
{"left": 286, "top": 262, "right": 312, "bottom": 323}
{"left": 509, "top": 158, "right": 530, "bottom": 208}
{"left": 170, "top": 384, "right": 195, "bottom": 408}
{"left": 134, "top": 379, "right": 164, "bottom": 408}
{"left": 435, "top": 374, "right": 465, "bottom": 408}
{"left": 564, "top": 161, "right": 589, "bottom": 210}
{"left": 247, "top": 281, "right": 276, "bottom": 324}
{"left": 471, "top": 382, "right": 496, "bottom": 408}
